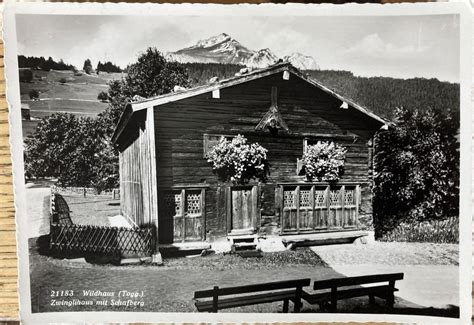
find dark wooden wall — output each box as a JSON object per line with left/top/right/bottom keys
{"left": 154, "top": 71, "right": 380, "bottom": 238}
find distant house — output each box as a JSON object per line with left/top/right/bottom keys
{"left": 112, "top": 62, "right": 388, "bottom": 250}
{"left": 21, "top": 103, "right": 30, "bottom": 120}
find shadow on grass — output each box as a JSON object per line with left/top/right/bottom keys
{"left": 300, "top": 303, "right": 459, "bottom": 318}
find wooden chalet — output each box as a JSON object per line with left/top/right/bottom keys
{"left": 112, "top": 62, "right": 388, "bottom": 250}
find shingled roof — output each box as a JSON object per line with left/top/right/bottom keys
{"left": 112, "top": 62, "right": 388, "bottom": 144}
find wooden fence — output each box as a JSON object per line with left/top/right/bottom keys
{"left": 49, "top": 193, "right": 155, "bottom": 257}
{"left": 49, "top": 224, "right": 156, "bottom": 257}
{"left": 50, "top": 192, "right": 73, "bottom": 225}
{"left": 51, "top": 185, "right": 120, "bottom": 199}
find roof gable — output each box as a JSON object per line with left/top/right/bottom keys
{"left": 112, "top": 62, "right": 388, "bottom": 144}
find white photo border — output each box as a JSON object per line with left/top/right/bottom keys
{"left": 3, "top": 1, "right": 472, "bottom": 324}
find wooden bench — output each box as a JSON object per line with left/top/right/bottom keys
{"left": 302, "top": 273, "right": 404, "bottom": 312}
{"left": 194, "top": 278, "right": 311, "bottom": 313}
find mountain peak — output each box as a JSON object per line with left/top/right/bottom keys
{"left": 195, "top": 33, "right": 233, "bottom": 49}
{"left": 246, "top": 48, "right": 278, "bottom": 68}
{"left": 283, "top": 52, "right": 319, "bottom": 70}
{"left": 165, "top": 34, "right": 319, "bottom": 70}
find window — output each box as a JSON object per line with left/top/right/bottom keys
{"left": 299, "top": 138, "right": 343, "bottom": 176}
{"left": 303, "top": 138, "right": 324, "bottom": 153}
{"left": 202, "top": 134, "right": 234, "bottom": 158}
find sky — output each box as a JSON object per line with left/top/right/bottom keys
{"left": 16, "top": 14, "right": 460, "bottom": 83}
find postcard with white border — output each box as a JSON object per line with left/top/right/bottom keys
{"left": 3, "top": 1, "right": 472, "bottom": 324}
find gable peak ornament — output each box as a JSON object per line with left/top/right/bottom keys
{"left": 256, "top": 86, "right": 289, "bottom": 133}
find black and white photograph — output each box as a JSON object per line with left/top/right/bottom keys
{"left": 3, "top": 2, "right": 472, "bottom": 324}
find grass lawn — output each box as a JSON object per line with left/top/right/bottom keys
{"left": 21, "top": 99, "right": 108, "bottom": 137}
{"left": 26, "top": 99, "right": 107, "bottom": 116}
{"left": 20, "top": 70, "right": 118, "bottom": 101}
{"left": 20, "top": 80, "right": 108, "bottom": 101}
{"left": 63, "top": 194, "right": 121, "bottom": 226}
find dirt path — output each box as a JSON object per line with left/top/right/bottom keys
{"left": 311, "top": 242, "right": 458, "bottom": 266}
{"left": 330, "top": 264, "right": 459, "bottom": 309}
{"left": 25, "top": 181, "right": 53, "bottom": 238}
{"left": 311, "top": 242, "right": 459, "bottom": 309}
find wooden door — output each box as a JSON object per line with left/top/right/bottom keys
{"left": 158, "top": 191, "right": 179, "bottom": 244}
{"left": 313, "top": 187, "right": 329, "bottom": 229}
{"left": 184, "top": 190, "right": 205, "bottom": 241}
{"left": 298, "top": 186, "right": 315, "bottom": 231}
{"left": 282, "top": 186, "right": 298, "bottom": 232}
{"left": 329, "top": 186, "right": 359, "bottom": 229}
{"left": 158, "top": 189, "right": 204, "bottom": 243}
{"left": 328, "top": 187, "right": 343, "bottom": 228}
{"left": 228, "top": 186, "right": 258, "bottom": 234}
{"left": 342, "top": 186, "right": 360, "bottom": 228}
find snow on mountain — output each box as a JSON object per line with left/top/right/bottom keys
{"left": 243, "top": 49, "right": 278, "bottom": 68}
{"left": 165, "top": 34, "right": 319, "bottom": 70}
{"left": 195, "top": 33, "right": 232, "bottom": 48}
{"left": 165, "top": 33, "right": 254, "bottom": 65}
{"left": 165, "top": 52, "right": 211, "bottom": 64}
{"left": 283, "top": 52, "right": 320, "bottom": 70}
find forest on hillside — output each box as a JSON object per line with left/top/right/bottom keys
{"left": 181, "top": 62, "right": 244, "bottom": 86}
{"left": 180, "top": 63, "right": 460, "bottom": 121}
{"left": 18, "top": 55, "right": 123, "bottom": 74}
{"left": 306, "top": 70, "right": 460, "bottom": 120}
{"left": 18, "top": 55, "right": 75, "bottom": 71}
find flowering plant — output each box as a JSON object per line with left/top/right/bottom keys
{"left": 206, "top": 135, "right": 269, "bottom": 184}
{"left": 302, "top": 141, "right": 346, "bottom": 181}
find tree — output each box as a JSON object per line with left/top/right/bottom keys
{"left": 96, "top": 61, "right": 103, "bottom": 73}
{"left": 373, "top": 107, "right": 459, "bottom": 238}
{"left": 90, "top": 48, "right": 190, "bottom": 191}
{"left": 99, "top": 47, "right": 190, "bottom": 133}
{"left": 97, "top": 61, "right": 122, "bottom": 74}
{"left": 97, "top": 91, "right": 108, "bottom": 102}
{"left": 24, "top": 48, "right": 190, "bottom": 192}
{"left": 83, "top": 59, "right": 93, "bottom": 74}
{"left": 26, "top": 48, "right": 189, "bottom": 191}
{"left": 24, "top": 113, "right": 116, "bottom": 190}
{"left": 18, "top": 55, "right": 75, "bottom": 71}
{"left": 24, "top": 114, "right": 90, "bottom": 185}
{"left": 29, "top": 89, "right": 39, "bottom": 100}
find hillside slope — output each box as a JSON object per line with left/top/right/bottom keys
{"left": 20, "top": 70, "right": 124, "bottom": 136}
